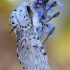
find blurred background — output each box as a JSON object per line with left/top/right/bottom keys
{"left": 0, "top": 0, "right": 70, "bottom": 70}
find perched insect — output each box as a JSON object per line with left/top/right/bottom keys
{"left": 9, "top": 1, "right": 50, "bottom": 70}
{"left": 9, "top": 0, "right": 64, "bottom": 70}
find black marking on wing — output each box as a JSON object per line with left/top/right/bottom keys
{"left": 17, "top": 53, "right": 20, "bottom": 62}
{"left": 33, "top": 45, "right": 38, "bottom": 48}
{"left": 22, "top": 45, "right": 24, "bottom": 49}
{"left": 17, "top": 53, "right": 19, "bottom": 57}
{"left": 23, "top": 67, "right": 25, "bottom": 69}
{"left": 20, "top": 10, "right": 22, "bottom": 12}
{"left": 25, "top": 26, "right": 27, "bottom": 28}
{"left": 14, "top": 9, "right": 17, "bottom": 11}
{"left": 37, "top": 37, "right": 39, "bottom": 40}
{"left": 43, "top": 52, "right": 46, "bottom": 55}
{"left": 16, "top": 30, "right": 21, "bottom": 42}
{"left": 11, "top": 16, "right": 14, "bottom": 18}
{"left": 19, "top": 61, "right": 21, "bottom": 64}
{"left": 12, "top": 22, "right": 15, "bottom": 24}
{"left": 40, "top": 46, "right": 44, "bottom": 49}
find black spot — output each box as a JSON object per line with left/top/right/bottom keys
{"left": 43, "top": 52, "right": 46, "bottom": 55}
{"left": 12, "top": 22, "right": 15, "bottom": 24}
{"left": 12, "top": 16, "right": 14, "bottom": 18}
{"left": 17, "top": 53, "right": 19, "bottom": 57}
{"left": 33, "top": 45, "right": 38, "bottom": 48}
{"left": 26, "top": 19, "right": 28, "bottom": 21}
{"left": 17, "top": 41, "right": 18, "bottom": 43}
{"left": 20, "top": 26, "right": 21, "bottom": 27}
{"left": 33, "top": 36, "right": 36, "bottom": 38}
{"left": 23, "top": 67, "right": 25, "bottom": 69}
{"left": 14, "top": 10, "right": 17, "bottom": 11}
{"left": 37, "top": 37, "right": 39, "bottom": 40}
{"left": 22, "top": 45, "right": 24, "bottom": 48}
{"left": 40, "top": 46, "right": 44, "bottom": 49}
{"left": 26, "top": 15, "right": 27, "bottom": 16}
{"left": 27, "top": 47, "right": 29, "bottom": 49}
{"left": 46, "top": 24, "right": 48, "bottom": 27}
{"left": 43, "top": 23, "right": 48, "bottom": 27}
{"left": 42, "top": 23, "right": 43, "bottom": 25}
{"left": 24, "top": 16, "right": 25, "bottom": 18}
{"left": 33, "top": 46, "right": 36, "bottom": 47}
{"left": 42, "top": 15, "right": 45, "bottom": 19}
{"left": 27, "top": 24, "right": 29, "bottom": 26}
{"left": 36, "top": 45, "right": 38, "bottom": 48}
{"left": 25, "top": 26, "right": 27, "bottom": 28}
{"left": 19, "top": 61, "right": 21, "bottom": 64}
{"left": 20, "top": 10, "right": 22, "bottom": 12}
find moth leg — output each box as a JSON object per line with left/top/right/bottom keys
{"left": 9, "top": 26, "right": 17, "bottom": 33}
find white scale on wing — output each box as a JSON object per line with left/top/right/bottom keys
{"left": 9, "top": 1, "right": 50, "bottom": 70}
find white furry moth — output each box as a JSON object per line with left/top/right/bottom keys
{"left": 9, "top": 1, "right": 50, "bottom": 70}
{"left": 9, "top": 0, "right": 64, "bottom": 70}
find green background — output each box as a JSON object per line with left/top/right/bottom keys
{"left": 0, "top": 0, "right": 70, "bottom": 70}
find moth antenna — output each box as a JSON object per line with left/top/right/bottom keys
{"left": 47, "top": 12, "right": 60, "bottom": 22}
{"left": 47, "top": 1, "right": 57, "bottom": 11}
{"left": 42, "top": 27, "right": 55, "bottom": 45}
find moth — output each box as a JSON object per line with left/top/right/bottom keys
{"left": 9, "top": 0, "right": 55, "bottom": 70}
{"left": 9, "top": 1, "right": 50, "bottom": 70}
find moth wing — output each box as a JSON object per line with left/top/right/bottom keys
{"left": 9, "top": 1, "right": 50, "bottom": 70}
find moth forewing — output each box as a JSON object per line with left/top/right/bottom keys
{"left": 9, "top": 1, "right": 51, "bottom": 70}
